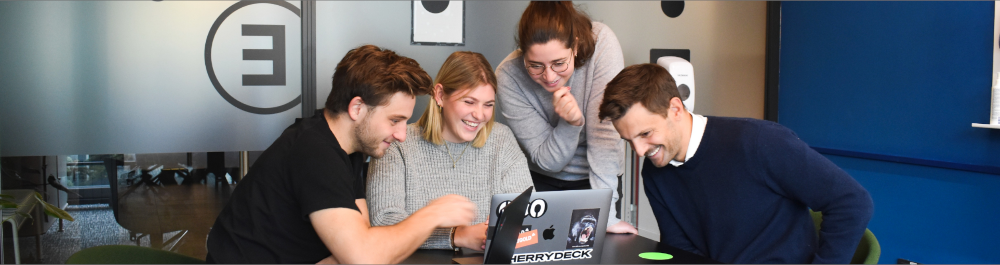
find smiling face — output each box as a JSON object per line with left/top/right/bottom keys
{"left": 435, "top": 83, "right": 495, "bottom": 143}
{"left": 355, "top": 92, "right": 415, "bottom": 158}
{"left": 612, "top": 100, "right": 689, "bottom": 168}
{"left": 523, "top": 40, "right": 576, "bottom": 92}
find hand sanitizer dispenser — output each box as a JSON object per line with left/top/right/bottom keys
{"left": 656, "top": 56, "right": 695, "bottom": 112}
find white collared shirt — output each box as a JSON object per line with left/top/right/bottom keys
{"left": 668, "top": 113, "right": 707, "bottom": 167}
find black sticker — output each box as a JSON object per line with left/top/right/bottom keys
{"left": 566, "top": 208, "right": 599, "bottom": 249}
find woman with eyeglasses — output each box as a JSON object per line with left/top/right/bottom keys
{"left": 367, "top": 51, "right": 533, "bottom": 251}
{"left": 495, "top": 1, "right": 637, "bottom": 234}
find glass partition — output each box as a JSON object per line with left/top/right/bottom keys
{"left": 0, "top": 151, "right": 261, "bottom": 263}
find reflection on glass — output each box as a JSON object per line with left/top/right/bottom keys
{"left": 0, "top": 151, "right": 261, "bottom": 263}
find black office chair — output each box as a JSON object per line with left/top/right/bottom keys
{"left": 104, "top": 158, "right": 186, "bottom": 249}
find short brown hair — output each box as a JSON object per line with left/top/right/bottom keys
{"left": 416, "top": 51, "right": 498, "bottom": 148}
{"left": 599, "top": 64, "right": 680, "bottom": 121}
{"left": 516, "top": 1, "right": 595, "bottom": 66}
{"left": 325, "top": 45, "right": 433, "bottom": 114}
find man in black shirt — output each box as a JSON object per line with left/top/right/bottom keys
{"left": 206, "top": 45, "right": 477, "bottom": 264}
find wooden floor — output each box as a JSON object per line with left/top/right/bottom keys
{"left": 3, "top": 182, "right": 232, "bottom": 264}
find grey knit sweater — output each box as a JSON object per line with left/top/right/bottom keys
{"left": 366, "top": 123, "right": 533, "bottom": 249}
{"left": 495, "top": 21, "right": 626, "bottom": 226}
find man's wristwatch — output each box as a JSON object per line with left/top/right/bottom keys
{"left": 450, "top": 227, "right": 459, "bottom": 251}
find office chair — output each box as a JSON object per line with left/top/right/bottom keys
{"left": 809, "top": 210, "right": 880, "bottom": 264}
{"left": 104, "top": 158, "right": 186, "bottom": 249}
{"left": 65, "top": 245, "right": 203, "bottom": 264}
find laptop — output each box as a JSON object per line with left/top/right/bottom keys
{"left": 458, "top": 187, "right": 613, "bottom": 264}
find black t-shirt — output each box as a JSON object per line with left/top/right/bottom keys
{"left": 207, "top": 110, "right": 365, "bottom": 264}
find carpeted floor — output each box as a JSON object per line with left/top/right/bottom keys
{"left": 3, "top": 181, "right": 230, "bottom": 264}
{"left": 5, "top": 204, "right": 182, "bottom": 264}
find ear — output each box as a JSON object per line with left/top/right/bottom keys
{"left": 433, "top": 83, "right": 446, "bottom": 107}
{"left": 573, "top": 37, "right": 579, "bottom": 57}
{"left": 347, "top": 96, "right": 366, "bottom": 121}
{"left": 668, "top": 97, "right": 685, "bottom": 120}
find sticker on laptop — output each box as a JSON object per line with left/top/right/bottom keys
{"left": 515, "top": 229, "right": 539, "bottom": 249}
{"left": 511, "top": 249, "right": 594, "bottom": 264}
{"left": 527, "top": 198, "right": 547, "bottom": 218}
{"left": 566, "top": 208, "right": 599, "bottom": 249}
{"left": 496, "top": 199, "right": 548, "bottom": 218}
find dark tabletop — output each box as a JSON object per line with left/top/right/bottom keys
{"left": 402, "top": 233, "right": 722, "bottom": 264}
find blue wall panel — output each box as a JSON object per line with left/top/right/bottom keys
{"left": 829, "top": 154, "right": 1000, "bottom": 263}
{"left": 780, "top": 1, "right": 1000, "bottom": 168}
{"left": 781, "top": 2, "right": 1000, "bottom": 263}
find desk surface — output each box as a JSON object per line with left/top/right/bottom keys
{"left": 402, "top": 233, "right": 721, "bottom": 264}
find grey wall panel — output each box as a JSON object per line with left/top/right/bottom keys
{"left": 0, "top": 1, "right": 303, "bottom": 156}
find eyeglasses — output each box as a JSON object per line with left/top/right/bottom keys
{"left": 524, "top": 59, "right": 572, "bottom": 76}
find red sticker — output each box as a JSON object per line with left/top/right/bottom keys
{"left": 515, "top": 229, "right": 539, "bottom": 249}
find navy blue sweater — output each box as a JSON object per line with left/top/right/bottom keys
{"left": 642, "top": 117, "right": 874, "bottom": 264}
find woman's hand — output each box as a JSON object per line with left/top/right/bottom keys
{"left": 552, "top": 87, "right": 584, "bottom": 126}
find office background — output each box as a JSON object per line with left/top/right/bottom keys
{"left": 0, "top": 1, "right": 996, "bottom": 264}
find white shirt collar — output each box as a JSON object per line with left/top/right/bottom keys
{"left": 668, "top": 113, "right": 706, "bottom": 167}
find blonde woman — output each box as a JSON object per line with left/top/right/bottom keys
{"left": 367, "top": 51, "right": 533, "bottom": 251}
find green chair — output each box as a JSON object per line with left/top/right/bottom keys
{"left": 65, "top": 245, "right": 204, "bottom": 264}
{"left": 810, "top": 210, "right": 880, "bottom": 264}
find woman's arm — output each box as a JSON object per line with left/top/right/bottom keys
{"left": 497, "top": 53, "right": 584, "bottom": 172}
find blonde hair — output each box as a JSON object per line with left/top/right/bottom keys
{"left": 416, "top": 51, "right": 498, "bottom": 148}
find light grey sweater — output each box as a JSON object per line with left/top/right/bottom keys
{"left": 495, "top": 21, "right": 626, "bottom": 226}
{"left": 366, "top": 123, "right": 533, "bottom": 250}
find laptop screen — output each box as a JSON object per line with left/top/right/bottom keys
{"left": 483, "top": 186, "right": 533, "bottom": 264}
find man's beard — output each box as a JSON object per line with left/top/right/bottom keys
{"left": 353, "top": 114, "right": 388, "bottom": 158}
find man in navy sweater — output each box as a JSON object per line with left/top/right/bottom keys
{"left": 598, "top": 64, "right": 874, "bottom": 263}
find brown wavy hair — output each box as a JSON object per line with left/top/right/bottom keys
{"left": 599, "top": 64, "right": 680, "bottom": 121}
{"left": 516, "top": 1, "right": 595, "bottom": 66}
{"left": 325, "top": 44, "right": 433, "bottom": 114}
{"left": 416, "top": 51, "right": 497, "bottom": 148}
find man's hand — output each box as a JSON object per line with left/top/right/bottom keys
{"left": 607, "top": 220, "right": 638, "bottom": 234}
{"left": 454, "top": 222, "right": 489, "bottom": 250}
{"left": 311, "top": 196, "right": 476, "bottom": 264}
{"left": 414, "top": 194, "right": 477, "bottom": 228}
{"left": 552, "top": 87, "right": 584, "bottom": 126}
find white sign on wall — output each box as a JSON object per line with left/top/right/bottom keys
{"left": 411, "top": 0, "right": 464, "bottom": 46}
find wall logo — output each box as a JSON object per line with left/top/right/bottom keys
{"left": 205, "top": 1, "right": 301, "bottom": 114}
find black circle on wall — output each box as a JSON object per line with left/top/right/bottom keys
{"left": 661, "top": 1, "right": 684, "bottom": 18}
{"left": 205, "top": 1, "right": 301, "bottom": 115}
{"left": 422, "top": 1, "right": 449, "bottom": 14}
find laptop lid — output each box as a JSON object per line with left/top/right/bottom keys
{"left": 483, "top": 189, "right": 612, "bottom": 264}
{"left": 483, "top": 186, "right": 533, "bottom": 264}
